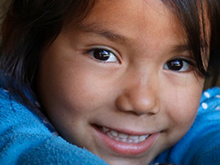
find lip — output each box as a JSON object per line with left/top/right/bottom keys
{"left": 93, "top": 125, "right": 159, "bottom": 156}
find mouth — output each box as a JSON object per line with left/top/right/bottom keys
{"left": 98, "top": 126, "right": 150, "bottom": 144}
{"left": 94, "top": 125, "right": 159, "bottom": 156}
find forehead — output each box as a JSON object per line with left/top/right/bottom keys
{"left": 83, "top": 0, "right": 182, "bottom": 31}
{"left": 71, "top": 0, "right": 187, "bottom": 46}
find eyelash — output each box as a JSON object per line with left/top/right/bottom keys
{"left": 163, "top": 58, "right": 195, "bottom": 72}
{"left": 85, "top": 47, "right": 119, "bottom": 63}
{"left": 85, "top": 48, "right": 195, "bottom": 73}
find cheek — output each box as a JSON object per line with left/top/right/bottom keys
{"left": 165, "top": 83, "right": 203, "bottom": 132}
{"left": 56, "top": 73, "right": 106, "bottom": 113}
{"left": 158, "top": 80, "right": 204, "bottom": 148}
{"left": 38, "top": 52, "right": 115, "bottom": 116}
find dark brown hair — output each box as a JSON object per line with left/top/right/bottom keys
{"left": 0, "top": 0, "right": 219, "bottom": 111}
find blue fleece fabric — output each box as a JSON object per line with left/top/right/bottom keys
{"left": 1, "top": 87, "right": 220, "bottom": 165}
{"left": 151, "top": 87, "right": 220, "bottom": 165}
{"left": 0, "top": 88, "right": 107, "bottom": 165}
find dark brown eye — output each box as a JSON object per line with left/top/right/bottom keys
{"left": 167, "top": 60, "right": 183, "bottom": 71}
{"left": 88, "top": 48, "right": 118, "bottom": 62}
{"left": 163, "top": 59, "right": 192, "bottom": 72}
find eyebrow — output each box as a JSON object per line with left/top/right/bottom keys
{"left": 171, "top": 44, "right": 191, "bottom": 53}
{"left": 76, "top": 23, "right": 132, "bottom": 45}
{"left": 76, "top": 22, "right": 191, "bottom": 54}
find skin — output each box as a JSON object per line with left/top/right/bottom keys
{"left": 38, "top": 0, "right": 205, "bottom": 164}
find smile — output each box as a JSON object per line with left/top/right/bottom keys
{"left": 95, "top": 125, "right": 159, "bottom": 155}
{"left": 99, "top": 126, "right": 150, "bottom": 144}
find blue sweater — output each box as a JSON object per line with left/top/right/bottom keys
{"left": 0, "top": 88, "right": 107, "bottom": 165}
{"left": 0, "top": 87, "right": 220, "bottom": 165}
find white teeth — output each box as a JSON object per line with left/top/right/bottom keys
{"left": 139, "top": 135, "right": 149, "bottom": 141}
{"left": 134, "top": 139, "right": 140, "bottom": 143}
{"left": 103, "top": 127, "right": 110, "bottom": 133}
{"left": 128, "top": 139, "right": 133, "bottom": 143}
{"left": 111, "top": 130, "right": 118, "bottom": 137}
{"left": 115, "top": 137, "right": 120, "bottom": 141}
{"left": 100, "top": 127, "right": 150, "bottom": 144}
{"left": 128, "top": 135, "right": 139, "bottom": 140}
{"left": 118, "top": 133, "right": 128, "bottom": 139}
{"left": 106, "top": 132, "right": 114, "bottom": 138}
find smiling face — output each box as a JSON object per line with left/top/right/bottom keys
{"left": 38, "top": 0, "right": 205, "bottom": 164}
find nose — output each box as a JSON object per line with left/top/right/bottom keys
{"left": 116, "top": 72, "right": 160, "bottom": 116}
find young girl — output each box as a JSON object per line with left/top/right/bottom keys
{"left": 0, "top": 0, "right": 220, "bottom": 164}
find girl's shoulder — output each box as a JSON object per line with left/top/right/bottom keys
{"left": 0, "top": 87, "right": 47, "bottom": 134}
{"left": 199, "top": 87, "right": 220, "bottom": 113}
{"left": 0, "top": 88, "right": 107, "bottom": 165}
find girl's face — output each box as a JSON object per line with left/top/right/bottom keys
{"left": 38, "top": 0, "right": 205, "bottom": 164}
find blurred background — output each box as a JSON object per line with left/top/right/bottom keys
{"left": 205, "top": 74, "right": 220, "bottom": 89}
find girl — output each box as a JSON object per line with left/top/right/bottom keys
{"left": 0, "top": 0, "right": 220, "bottom": 164}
